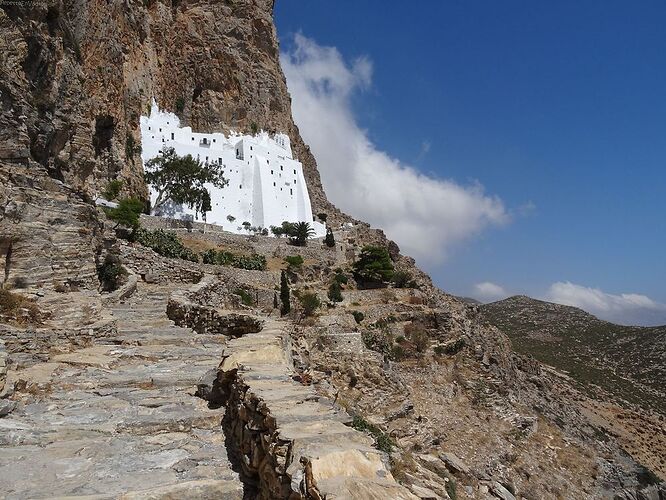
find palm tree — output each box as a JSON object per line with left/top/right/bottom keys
{"left": 290, "top": 222, "right": 315, "bottom": 247}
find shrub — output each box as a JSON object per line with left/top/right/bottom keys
{"left": 102, "top": 179, "right": 123, "bottom": 201}
{"left": 327, "top": 281, "right": 343, "bottom": 302}
{"left": 250, "top": 121, "right": 259, "bottom": 134}
{"left": 395, "top": 335, "right": 405, "bottom": 343}
{"left": 0, "top": 289, "right": 41, "bottom": 325}
{"left": 353, "top": 246, "right": 394, "bottom": 286}
{"left": 234, "top": 288, "right": 254, "bottom": 307}
{"left": 134, "top": 228, "right": 198, "bottom": 262}
{"left": 324, "top": 228, "right": 335, "bottom": 248}
{"left": 299, "top": 292, "right": 320, "bottom": 316}
{"left": 392, "top": 270, "right": 416, "bottom": 288}
{"left": 351, "top": 415, "right": 396, "bottom": 453}
{"left": 333, "top": 270, "right": 348, "bottom": 285}
{"left": 201, "top": 249, "right": 266, "bottom": 270}
{"left": 284, "top": 255, "right": 304, "bottom": 269}
{"left": 351, "top": 310, "right": 364, "bottom": 324}
{"left": 125, "top": 133, "right": 140, "bottom": 161}
{"left": 106, "top": 197, "right": 143, "bottom": 231}
{"left": 390, "top": 344, "right": 405, "bottom": 361}
{"left": 317, "top": 213, "right": 328, "bottom": 222}
{"left": 280, "top": 270, "right": 290, "bottom": 315}
{"left": 98, "top": 253, "right": 127, "bottom": 291}
{"left": 175, "top": 96, "right": 185, "bottom": 113}
{"left": 411, "top": 329, "right": 430, "bottom": 354}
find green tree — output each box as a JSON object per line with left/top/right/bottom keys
{"left": 144, "top": 147, "right": 228, "bottom": 218}
{"left": 324, "top": 228, "right": 335, "bottom": 248}
{"left": 352, "top": 246, "right": 394, "bottom": 287}
{"left": 284, "top": 255, "right": 304, "bottom": 269}
{"left": 106, "top": 197, "right": 144, "bottom": 231}
{"left": 280, "top": 270, "right": 290, "bottom": 316}
{"left": 327, "top": 281, "right": 343, "bottom": 302}
{"left": 288, "top": 221, "right": 315, "bottom": 247}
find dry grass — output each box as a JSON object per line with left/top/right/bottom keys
{"left": 179, "top": 235, "right": 224, "bottom": 254}
{"left": 0, "top": 289, "right": 42, "bottom": 325}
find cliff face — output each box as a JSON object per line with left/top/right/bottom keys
{"left": 0, "top": 0, "right": 328, "bottom": 212}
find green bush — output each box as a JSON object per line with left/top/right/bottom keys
{"left": 134, "top": 228, "right": 198, "bottom": 262}
{"left": 327, "top": 281, "right": 343, "bottom": 302}
{"left": 106, "top": 197, "right": 144, "bottom": 231}
{"left": 299, "top": 292, "right": 321, "bottom": 316}
{"left": 98, "top": 253, "right": 127, "bottom": 291}
{"left": 333, "top": 270, "right": 348, "bottom": 285}
{"left": 234, "top": 288, "right": 254, "bottom": 307}
{"left": 284, "top": 255, "right": 304, "bottom": 268}
{"left": 102, "top": 179, "right": 123, "bottom": 201}
{"left": 391, "top": 270, "right": 417, "bottom": 288}
{"left": 351, "top": 310, "right": 364, "bottom": 324}
{"left": 175, "top": 96, "right": 185, "bottom": 113}
{"left": 201, "top": 249, "right": 266, "bottom": 270}
{"left": 350, "top": 415, "right": 395, "bottom": 453}
{"left": 353, "top": 246, "right": 394, "bottom": 286}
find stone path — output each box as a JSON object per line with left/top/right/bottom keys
{"left": 218, "top": 322, "right": 417, "bottom": 499}
{"left": 0, "top": 284, "right": 243, "bottom": 499}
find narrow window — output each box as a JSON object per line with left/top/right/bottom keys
{"left": 239, "top": 185, "right": 242, "bottom": 189}
{"left": 293, "top": 169, "right": 296, "bottom": 174}
{"left": 273, "top": 182, "right": 276, "bottom": 187}
{"left": 171, "top": 133, "right": 174, "bottom": 140}
{"left": 159, "top": 128, "right": 162, "bottom": 132}
{"left": 271, "top": 170, "right": 274, "bottom": 174}
{"left": 280, "top": 166, "right": 283, "bottom": 171}
{"left": 148, "top": 126, "right": 151, "bottom": 131}
{"left": 290, "top": 189, "right": 293, "bottom": 195}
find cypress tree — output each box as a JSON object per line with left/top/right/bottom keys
{"left": 280, "top": 270, "right": 290, "bottom": 315}
{"left": 324, "top": 228, "right": 335, "bottom": 248}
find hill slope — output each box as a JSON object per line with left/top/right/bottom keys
{"left": 479, "top": 295, "right": 666, "bottom": 413}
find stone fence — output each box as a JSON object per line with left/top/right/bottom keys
{"left": 166, "top": 277, "right": 263, "bottom": 337}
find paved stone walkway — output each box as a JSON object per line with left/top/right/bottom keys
{"left": 0, "top": 284, "right": 243, "bottom": 499}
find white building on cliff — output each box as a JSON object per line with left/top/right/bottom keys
{"left": 140, "top": 101, "right": 324, "bottom": 236}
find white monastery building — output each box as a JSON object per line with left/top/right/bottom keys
{"left": 140, "top": 101, "right": 325, "bottom": 237}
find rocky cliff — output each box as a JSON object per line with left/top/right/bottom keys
{"left": 0, "top": 0, "right": 329, "bottom": 211}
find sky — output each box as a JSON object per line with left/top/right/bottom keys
{"left": 274, "top": 1, "right": 666, "bottom": 326}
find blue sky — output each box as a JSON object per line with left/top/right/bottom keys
{"left": 274, "top": 1, "right": 666, "bottom": 325}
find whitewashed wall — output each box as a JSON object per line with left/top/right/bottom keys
{"left": 139, "top": 101, "right": 325, "bottom": 237}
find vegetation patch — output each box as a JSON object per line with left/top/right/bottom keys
{"left": 105, "top": 197, "right": 144, "bottom": 231}
{"left": 97, "top": 253, "right": 127, "bottom": 291}
{"left": 201, "top": 248, "right": 266, "bottom": 270}
{"left": 298, "top": 292, "right": 321, "bottom": 316}
{"left": 0, "top": 289, "right": 42, "bottom": 325}
{"left": 233, "top": 288, "right": 254, "bottom": 307}
{"left": 353, "top": 245, "right": 394, "bottom": 287}
{"left": 350, "top": 415, "right": 395, "bottom": 453}
{"left": 134, "top": 228, "right": 199, "bottom": 262}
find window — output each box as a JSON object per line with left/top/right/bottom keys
{"left": 213, "top": 139, "right": 216, "bottom": 143}
{"left": 290, "top": 189, "right": 293, "bottom": 195}
{"left": 159, "top": 128, "right": 162, "bottom": 132}
{"left": 171, "top": 133, "right": 174, "bottom": 140}
{"left": 273, "top": 182, "right": 276, "bottom": 187}
{"left": 271, "top": 170, "right": 274, "bottom": 174}
{"left": 148, "top": 126, "right": 151, "bottom": 131}
{"left": 294, "top": 179, "right": 297, "bottom": 184}
{"left": 192, "top": 137, "right": 195, "bottom": 141}
{"left": 250, "top": 146, "right": 253, "bottom": 150}
{"left": 239, "top": 185, "right": 242, "bottom": 189}
{"left": 280, "top": 166, "right": 283, "bottom": 171}
{"left": 267, "top": 159, "right": 269, "bottom": 164}
{"left": 218, "top": 158, "right": 222, "bottom": 164}
{"left": 293, "top": 169, "right": 296, "bottom": 174}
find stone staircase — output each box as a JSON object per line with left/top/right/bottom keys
{"left": 0, "top": 283, "right": 243, "bottom": 499}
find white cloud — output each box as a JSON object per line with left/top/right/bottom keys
{"left": 546, "top": 281, "right": 666, "bottom": 326}
{"left": 473, "top": 281, "right": 509, "bottom": 302}
{"left": 281, "top": 34, "right": 508, "bottom": 263}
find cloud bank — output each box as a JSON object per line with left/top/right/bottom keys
{"left": 281, "top": 34, "right": 508, "bottom": 263}
{"left": 546, "top": 282, "right": 666, "bottom": 326}
{"left": 473, "top": 282, "right": 509, "bottom": 302}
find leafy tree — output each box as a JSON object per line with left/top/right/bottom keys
{"left": 134, "top": 228, "right": 198, "bottom": 262}
{"left": 352, "top": 246, "right": 394, "bottom": 286}
{"left": 106, "top": 197, "right": 144, "bottom": 231}
{"left": 280, "top": 270, "right": 290, "bottom": 315}
{"left": 98, "top": 253, "right": 127, "bottom": 291}
{"left": 327, "top": 281, "right": 343, "bottom": 302}
{"left": 144, "top": 147, "right": 228, "bottom": 218}
{"left": 324, "top": 228, "right": 335, "bottom": 248}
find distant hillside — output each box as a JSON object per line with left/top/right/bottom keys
{"left": 479, "top": 296, "right": 666, "bottom": 414}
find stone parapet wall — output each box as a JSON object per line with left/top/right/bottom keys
{"left": 119, "top": 243, "right": 204, "bottom": 284}
{"left": 215, "top": 322, "right": 418, "bottom": 500}
{"left": 167, "top": 279, "right": 263, "bottom": 337}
